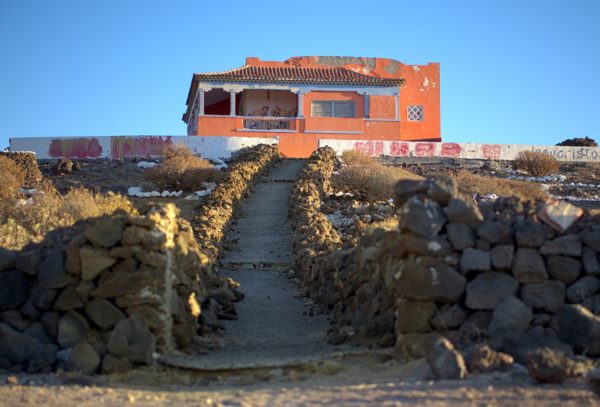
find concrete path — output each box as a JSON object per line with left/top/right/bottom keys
{"left": 161, "top": 159, "right": 353, "bottom": 370}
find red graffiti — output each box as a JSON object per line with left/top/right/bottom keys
{"left": 415, "top": 142, "right": 435, "bottom": 157}
{"left": 111, "top": 136, "right": 173, "bottom": 159}
{"left": 482, "top": 144, "right": 502, "bottom": 160}
{"left": 354, "top": 141, "right": 384, "bottom": 156}
{"left": 390, "top": 142, "right": 409, "bottom": 157}
{"left": 49, "top": 138, "right": 103, "bottom": 159}
{"left": 441, "top": 143, "right": 462, "bottom": 158}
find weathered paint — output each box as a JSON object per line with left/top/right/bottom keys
{"left": 320, "top": 139, "right": 600, "bottom": 163}
{"left": 10, "top": 136, "right": 277, "bottom": 160}
{"left": 186, "top": 56, "right": 441, "bottom": 158}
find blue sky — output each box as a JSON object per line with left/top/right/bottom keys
{"left": 1, "top": 0, "right": 599, "bottom": 149}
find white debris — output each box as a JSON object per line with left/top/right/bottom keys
{"left": 161, "top": 191, "right": 170, "bottom": 197}
{"left": 150, "top": 191, "right": 161, "bottom": 197}
{"left": 127, "top": 186, "right": 142, "bottom": 196}
{"left": 137, "top": 161, "right": 157, "bottom": 168}
{"left": 18, "top": 188, "right": 37, "bottom": 196}
{"left": 184, "top": 194, "right": 200, "bottom": 200}
{"left": 195, "top": 190, "right": 211, "bottom": 197}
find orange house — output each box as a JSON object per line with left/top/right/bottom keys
{"left": 182, "top": 56, "right": 440, "bottom": 158}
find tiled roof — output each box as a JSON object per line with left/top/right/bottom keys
{"left": 194, "top": 65, "right": 404, "bottom": 87}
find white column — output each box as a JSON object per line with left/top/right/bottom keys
{"left": 297, "top": 92, "right": 304, "bottom": 118}
{"left": 395, "top": 94, "right": 400, "bottom": 120}
{"left": 198, "top": 90, "right": 205, "bottom": 116}
{"left": 229, "top": 92, "right": 236, "bottom": 116}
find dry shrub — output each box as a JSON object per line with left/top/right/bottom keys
{"left": 340, "top": 150, "right": 376, "bottom": 166}
{"left": 0, "top": 155, "right": 25, "bottom": 199}
{"left": 513, "top": 151, "right": 560, "bottom": 176}
{"left": 0, "top": 183, "right": 137, "bottom": 250}
{"left": 333, "top": 163, "right": 423, "bottom": 201}
{"left": 454, "top": 171, "right": 548, "bottom": 201}
{"left": 144, "top": 144, "right": 221, "bottom": 191}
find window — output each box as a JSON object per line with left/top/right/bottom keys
{"left": 408, "top": 105, "right": 424, "bottom": 121}
{"left": 311, "top": 101, "right": 355, "bottom": 118}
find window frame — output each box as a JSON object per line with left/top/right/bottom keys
{"left": 407, "top": 104, "right": 424, "bottom": 122}
{"left": 311, "top": 100, "right": 356, "bottom": 118}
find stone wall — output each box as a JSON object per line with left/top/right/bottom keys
{"left": 0, "top": 151, "right": 43, "bottom": 187}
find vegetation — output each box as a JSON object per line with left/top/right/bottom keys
{"left": 333, "top": 150, "right": 423, "bottom": 201}
{"left": 0, "top": 155, "right": 26, "bottom": 199}
{"left": 513, "top": 151, "right": 560, "bottom": 177}
{"left": 454, "top": 171, "right": 548, "bottom": 201}
{"left": 144, "top": 144, "right": 222, "bottom": 191}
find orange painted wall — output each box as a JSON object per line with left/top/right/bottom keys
{"left": 369, "top": 95, "right": 396, "bottom": 119}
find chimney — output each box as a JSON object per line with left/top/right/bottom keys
{"left": 245, "top": 57, "right": 260, "bottom": 65}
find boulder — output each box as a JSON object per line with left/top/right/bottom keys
{"left": 398, "top": 196, "right": 446, "bottom": 238}
{"left": 520, "top": 280, "right": 566, "bottom": 313}
{"left": 488, "top": 297, "right": 533, "bottom": 339}
{"left": 583, "top": 246, "right": 600, "bottom": 275}
{"left": 394, "top": 180, "right": 428, "bottom": 206}
{"left": 547, "top": 256, "right": 581, "bottom": 284}
{"left": 0, "top": 310, "right": 30, "bottom": 331}
{"left": 63, "top": 341, "right": 101, "bottom": 375}
{"left": 101, "top": 353, "right": 132, "bottom": 374}
{"left": 557, "top": 304, "right": 600, "bottom": 355}
{"left": 38, "top": 250, "right": 76, "bottom": 289}
{"left": 459, "top": 248, "right": 491, "bottom": 273}
{"left": 427, "top": 176, "right": 457, "bottom": 206}
{"left": 15, "top": 249, "right": 41, "bottom": 275}
{"left": 400, "top": 233, "right": 453, "bottom": 257}
{"left": 465, "top": 272, "right": 519, "bottom": 310}
{"left": 41, "top": 311, "right": 59, "bottom": 339}
{"left": 395, "top": 300, "right": 436, "bottom": 334}
{"left": 84, "top": 216, "right": 126, "bottom": 248}
{"left": 53, "top": 286, "right": 84, "bottom": 311}
{"left": 107, "top": 316, "right": 155, "bottom": 364}
{"left": 85, "top": 299, "right": 126, "bottom": 330}
{"left": 91, "top": 268, "right": 160, "bottom": 299}
{"left": 57, "top": 311, "right": 91, "bottom": 349}
{"left": 27, "top": 343, "right": 58, "bottom": 373}
{"left": 0, "top": 270, "right": 29, "bottom": 311}
{"left": 396, "top": 259, "right": 466, "bottom": 303}
{"left": 30, "top": 286, "right": 58, "bottom": 311}
{"left": 512, "top": 248, "right": 548, "bottom": 283}
{"left": 539, "top": 234, "right": 582, "bottom": 257}
{"left": 566, "top": 276, "right": 600, "bottom": 303}
{"left": 80, "top": 245, "right": 117, "bottom": 281}
{"left": 515, "top": 222, "right": 546, "bottom": 247}
{"left": 0, "top": 247, "right": 16, "bottom": 271}
{"left": 526, "top": 347, "right": 571, "bottom": 384}
{"left": 121, "top": 226, "right": 167, "bottom": 251}
{"left": 426, "top": 337, "right": 467, "bottom": 380}
{"left": 477, "top": 221, "right": 512, "bottom": 244}
{"left": 580, "top": 229, "right": 600, "bottom": 252}
{"left": 430, "top": 304, "right": 467, "bottom": 330}
{"left": 464, "top": 344, "right": 513, "bottom": 373}
{"left": 446, "top": 222, "right": 476, "bottom": 251}
{"left": 0, "top": 322, "right": 38, "bottom": 365}
{"left": 490, "top": 245, "right": 514, "bottom": 270}
{"left": 444, "top": 198, "right": 483, "bottom": 228}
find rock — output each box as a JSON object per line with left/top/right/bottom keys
{"left": 135, "top": 251, "right": 167, "bottom": 269}
{"left": 107, "top": 316, "right": 155, "bottom": 364}
{"left": 396, "top": 259, "right": 466, "bottom": 303}
{"left": 121, "top": 226, "right": 167, "bottom": 251}
{"left": 84, "top": 216, "right": 126, "bottom": 248}
{"left": 395, "top": 300, "right": 436, "bottom": 333}
{"left": 110, "top": 245, "right": 141, "bottom": 259}
{"left": 459, "top": 311, "right": 493, "bottom": 341}
{"left": 398, "top": 196, "right": 446, "bottom": 238}
{"left": 464, "top": 344, "right": 513, "bottom": 373}
{"left": 15, "top": 249, "right": 41, "bottom": 275}
{"left": 41, "top": 311, "right": 59, "bottom": 339}
{"left": 489, "top": 297, "right": 533, "bottom": 339}
{"left": 427, "top": 176, "right": 457, "bottom": 206}
{"left": 526, "top": 347, "right": 571, "bottom": 384}
{"left": 27, "top": 343, "right": 58, "bottom": 373}
{"left": 477, "top": 221, "right": 512, "bottom": 244}
{"left": 101, "top": 353, "right": 132, "bottom": 374}
{"left": 583, "top": 246, "right": 600, "bottom": 275}
{"left": 0, "top": 322, "right": 38, "bottom": 365}
{"left": 490, "top": 245, "right": 514, "bottom": 270}
{"left": 538, "top": 200, "right": 583, "bottom": 233}
{"left": 80, "top": 245, "right": 117, "bottom": 281}
{"left": 547, "top": 256, "right": 582, "bottom": 284}
{"left": 566, "top": 276, "right": 600, "bottom": 303}
{"left": 520, "top": 281, "right": 566, "bottom": 313}
{"left": 580, "top": 229, "right": 600, "bottom": 252}
{"left": 426, "top": 337, "right": 467, "bottom": 380}
{"left": 459, "top": 248, "right": 491, "bottom": 273}
{"left": 57, "top": 311, "right": 91, "bottom": 349}
{"left": 430, "top": 304, "right": 467, "bottom": 330}
{"left": 0, "top": 270, "right": 29, "bottom": 310}
{"left": 20, "top": 300, "right": 41, "bottom": 320}
{"left": 515, "top": 222, "right": 545, "bottom": 247}
{"left": 394, "top": 180, "right": 428, "bottom": 206}
{"left": 63, "top": 341, "right": 101, "bottom": 375}
{"left": 30, "top": 286, "right": 58, "bottom": 311}
{"left": 400, "top": 233, "right": 453, "bottom": 257}
{"left": 38, "top": 250, "right": 76, "bottom": 289}
{"left": 539, "top": 235, "right": 582, "bottom": 257}
{"left": 446, "top": 222, "right": 476, "bottom": 251}
{"left": 112, "top": 257, "right": 139, "bottom": 274}
{"left": 23, "top": 322, "right": 52, "bottom": 344}
{"left": 64, "top": 242, "right": 81, "bottom": 276}
{"left": 85, "top": 299, "right": 126, "bottom": 330}
{"left": 125, "top": 306, "right": 165, "bottom": 330}
{"left": 444, "top": 198, "right": 484, "bottom": 228}
{"left": 465, "top": 272, "right": 519, "bottom": 310}
{"left": 91, "top": 268, "right": 160, "bottom": 299}
{"left": 75, "top": 280, "right": 95, "bottom": 302}
{"left": 0, "top": 247, "right": 16, "bottom": 271}
{"left": 0, "top": 310, "right": 30, "bottom": 331}
{"left": 512, "top": 248, "right": 548, "bottom": 283}
{"left": 557, "top": 304, "right": 600, "bottom": 356}
{"left": 395, "top": 333, "right": 440, "bottom": 359}
{"left": 53, "top": 286, "right": 84, "bottom": 311}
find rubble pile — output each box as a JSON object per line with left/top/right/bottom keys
{"left": 0, "top": 204, "right": 239, "bottom": 374}
{"left": 0, "top": 151, "right": 43, "bottom": 187}
{"left": 194, "top": 144, "right": 280, "bottom": 264}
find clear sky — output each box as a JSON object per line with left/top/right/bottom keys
{"left": 1, "top": 0, "right": 599, "bottom": 150}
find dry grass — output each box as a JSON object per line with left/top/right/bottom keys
{"left": 333, "top": 151, "right": 423, "bottom": 201}
{"left": 454, "top": 171, "right": 548, "bottom": 201}
{"left": 0, "top": 155, "right": 25, "bottom": 199}
{"left": 513, "top": 151, "right": 560, "bottom": 176}
{"left": 144, "top": 144, "right": 222, "bottom": 191}
{"left": 0, "top": 183, "right": 137, "bottom": 250}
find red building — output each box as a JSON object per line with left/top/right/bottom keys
{"left": 183, "top": 56, "right": 440, "bottom": 158}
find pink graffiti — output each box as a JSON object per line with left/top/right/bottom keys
{"left": 354, "top": 141, "right": 384, "bottom": 156}
{"left": 390, "top": 142, "right": 409, "bottom": 157}
{"left": 441, "top": 143, "right": 462, "bottom": 158}
{"left": 49, "top": 138, "right": 103, "bottom": 159}
{"left": 415, "top": 142, "right": 435, "bottom": 157}
{"left": 110, "top": 136, "right": 173, "bottom": 159}
{"left": 482, "top": 144, "right": 502, "bottom": 160}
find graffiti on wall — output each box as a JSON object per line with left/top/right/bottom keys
{"left": 110, "top": 136, "right": 173, "bottom": 159}
{"left": 244, "top": 105, "right": 295, "bottom": 130}
{"left": 49, "top": 137, "right": 103, "bottom": 159}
